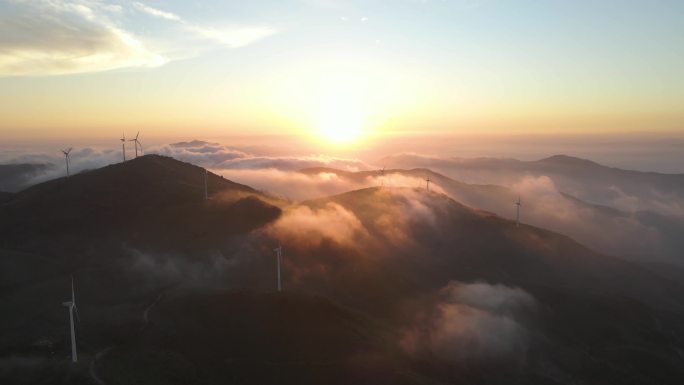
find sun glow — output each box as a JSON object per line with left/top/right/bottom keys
{"left": 316, "top": 84, "right": 366, "bottom": 144}
{"left": 275, "top": 58, "right": 412, "bottom": 145}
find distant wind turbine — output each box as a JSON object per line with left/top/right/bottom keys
{"left": 120, "top": 133, "right": 126, "bottom": 162}
{"left": 515, "top": 195, "right": 521, "bottom": 227}
{"left": 128, "top": 131, "right": 143, "bottom": 158}
{"left": 204, "top": 169, "right": 208, "bottom": 201}
{"left": 273, "top": 244, "right": 283, "bottom": 292}
{"left": 379, "top": 166, "right": 386, "bottom": 187}
{"left": 425, "top": 177, "right": 431, "bottom": 192}
{"left": 61, "top": 148, "right": 72, "bottom": 177}
{"left": 62, "top": 276, "right": 80, "bottom": 363}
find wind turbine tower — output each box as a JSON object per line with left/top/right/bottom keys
{"left": 120, "top": 133, "right": 126, "bottom": 161}
{"left": 62, "top": 276, "right": 79, "bottom": 363}
{"left": 515, "top": 196, "right": 522, "bottom": 227}
{"left": 273, "top": 244, "right": 283, "bottom": 292}
{"left": 128, "top": 131, "right": 143, "bottom": 158}
{"left": 425, "top": 177, "right": 431, "bottom": 192}
{"left": 204, "top": 169, "right": 208, "bottom": 201}
{"left": 61, "top": 148, "right": 72, "bottom": 177}
{"left": 379, "top": 166, "right": 386, "bottom": 187}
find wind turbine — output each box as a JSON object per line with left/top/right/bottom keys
{"left": 515, "top": 195, "right": 521, "bottom": 227}
{"left": 120, "top": 133, "right": 126, "bottom": 162}
{"left": 379, "top": 166, "right": 386, "bottom": 187}
{"left": 273, "top": 244, "right": 283, "bottom": 292}
{"left": 204, "top": 169, "right": 208, "bottom": 201}
{"left": 61, "top": 148, "right": 72, "bottom": 177}
{"left": 62, "top": 275, "right": 79, "bottom": 363}
{"left": 425, "top": 177, "right": 431, "bottom": 192}
{"left": 128, "top": 131, "right": 143, "bottom": 158}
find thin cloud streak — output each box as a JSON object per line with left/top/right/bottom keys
{"left": 133, "top": 2, "right": 181, "bottom": 21}
{"left": 132, "top": 1, "right": 277, "bottom": 48}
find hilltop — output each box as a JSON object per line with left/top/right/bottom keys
{"left": 0, "top": 155, "right": 281, "bottom": 254}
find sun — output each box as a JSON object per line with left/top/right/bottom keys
{"left": 316, "top": 84, "right": 366, "bottom": 144}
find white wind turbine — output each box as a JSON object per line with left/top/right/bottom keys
{"left": 62, "top": 275, "right": 80, "bottom": 363}
{"left": 273, "top": 244, "right": 283, "bottom": 292}
{"left": 128, "top": 131, "right": 143, "bottom": 158}
{"left": 61, "top": 148, "right": 73, "bottom": 177}
{"left": 120, "top": 133, "right": 127, "bottom": 162}
{"left": 515, "top": 195, "right": 522, "bottom": 227}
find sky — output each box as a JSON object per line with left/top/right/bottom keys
{"left": 0, "top": 0, "right": 683, "bottom": 145}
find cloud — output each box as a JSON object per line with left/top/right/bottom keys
{"left": 0, "top": 1, "right": 276, "bottom": 76}
{"left": 0, "top": 140, "right": 373, "bottom": 197}
{"left": 185, "top": 25, "right": 277, "bottom": 48}
{"left": 268, "top": 202, "right": 368, "bottom": 248}
{"left": 216, "top": 169, "right": 359, "bottom": 201}
{"left": 127, "top": 247, "right": 238, "bottom": 284}
{"left": 381, "top": 152, "right": 684, "bottom": 216}
{"left": 0, "top": 145, "right": 123, "bottom": 189}
{"left": 132, "top": 1, "right": 277, "bottom": 48}
{"left": 0, "top": 163, "right": 54, "bottom": 193}
{"left": 401, "top": 281, "right": 536, "bottom": 362}
{"left": 132, "top": 1, "right": 181, "bottom": 21}
{"left": 0, "top": 0, "right": 165, "bottom": 76}
{"left": 509, "top": 175, "right": 669, "bottom": 260}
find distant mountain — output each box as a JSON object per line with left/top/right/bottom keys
{"left": 380, "top": 153, "right": 684, "bottom": 215}
{"left": 299, "top": 166, "right": 684, "bottom": 263}
{"left": 293, "top": 187, "right": 680, "bottom": 307}
{"left": 0, "top": 163, "right": 54, "bottom": 192}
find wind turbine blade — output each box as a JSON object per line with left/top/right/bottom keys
{"left": 135, "top": 131, "right": 140, "bottom": 140}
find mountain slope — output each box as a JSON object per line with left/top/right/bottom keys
{"left": 380, "top": 153, "right": 684, "bottom": 215}
{"left": 271, "top": 186, "right": 684, "bottom": 384}
{"left": 3, "top": 163, "right": 684, "bottom": 384}
{"left": 0, "top": 155, "right": 281, "bottom": 254}
{"left": 299, "top": 166, "right": 684, "bottom": 263}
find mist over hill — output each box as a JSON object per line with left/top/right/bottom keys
{"left": 296, "top": 167, "right": 684, "bottom": 264}
{"left": 0, "top": 163, "right": 54, "bottom": 193}
{"left": 1, "top": 154, "right": 684, "bottom": 384}
{"left": 380, "top": 153, "right": 684, "bottom": 216}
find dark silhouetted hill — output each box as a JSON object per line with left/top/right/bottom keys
{"left": 0, "top": 155, "right": 281, "bottom": 254}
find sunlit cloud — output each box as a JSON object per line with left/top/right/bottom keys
{"left": 184, "top": 25, "right": 277, "bottom": 48}
{"left": 0, "top": 0, "right": 165, "bottom": 76}
{"left": 132, "top": 1, "right": 277, "bottom": 48}
{"left": 0, "top": 0, "right": 277, "bottom": 76}
{"left": 132, "top": 1, "right": 181, "bottom": 21}
{"left": 401, "top": 281, "right": 535, "bottom": 363}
